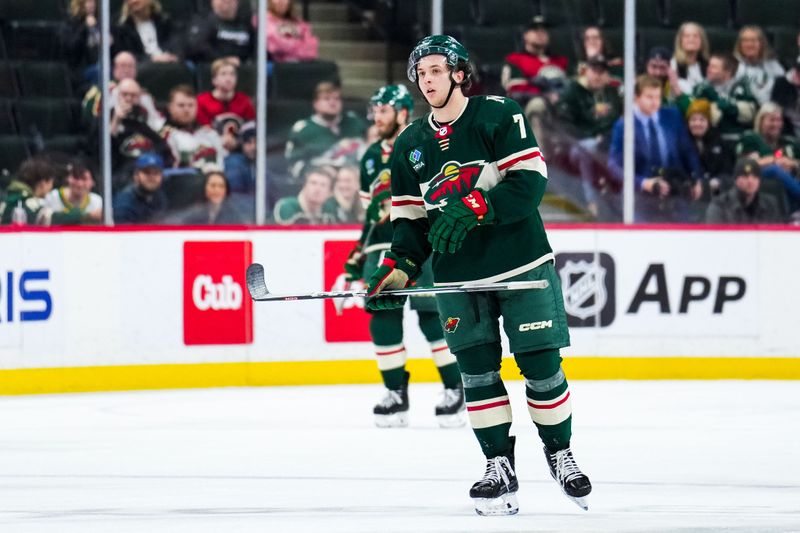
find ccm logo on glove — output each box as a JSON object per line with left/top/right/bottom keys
{"left": 461, "top": 191, "right": 488, "bottom": 219}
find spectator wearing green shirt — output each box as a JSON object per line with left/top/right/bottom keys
{"left": 677, "top": 53, "right": 758, "bottom": 145}
{"left": 736, "top": 102, "right": 800, "bottom": 214}
{"left": 273, "top": 166, "right": 339, "bottom": 225}
{"left": 557, "top": 55, "right": 622, "bottom": 217}
{"left": 284, "top": 81, "right": 367, "bottom": 178}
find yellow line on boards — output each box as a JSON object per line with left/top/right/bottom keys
{"left": 0, "top": 357, "right": 798, "bottom": 395}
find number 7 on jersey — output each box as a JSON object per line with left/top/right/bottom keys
{"left": 512, "top": 113, "right": 527, "bottom": 139}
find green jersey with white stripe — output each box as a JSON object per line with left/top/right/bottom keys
{"left": 389, "top": 95, "right": 553, "bottom": 285}
{"left": 359, "top": 139, "right": 394, "bottom": 250}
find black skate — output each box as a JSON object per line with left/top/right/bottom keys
{"left": 434, "top": 383, "right": 465, "bottom": 428}
{"left": 470, "top": 437, "right": 519, "bottom": 516}
{"left": 544, "top": 446, "right": 592, "bottom": 510}
{"left": 373, "top": 371, "right": 409, "bottom": 428}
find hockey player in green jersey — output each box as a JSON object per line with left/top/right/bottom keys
{"left": 345, "top": 84, "right": 466, "bottom": 428}
{"left": 364, "top": 35, "right": 592, "bottom": 515}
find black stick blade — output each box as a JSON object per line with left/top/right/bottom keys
{"left": 246, "top": 263, "right": 270, "bottom": 300}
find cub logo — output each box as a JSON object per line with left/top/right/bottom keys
{"left": 425, "top": 160, "right": 486, "bottom": 207}
{"left": 443, "top": 316, "right": 461, "bottom": 333}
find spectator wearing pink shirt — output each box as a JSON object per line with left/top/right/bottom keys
{"left": 263, "top": 0, "right": 319, "bottom": 62}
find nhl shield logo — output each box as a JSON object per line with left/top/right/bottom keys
{"left": 555, "top": 253, "right": 616, "bottom": 327}
{"left": 560, "top": 260, "right": 606, "bottom": 319}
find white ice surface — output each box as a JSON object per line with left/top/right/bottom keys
{"left": 0, "top": 381, "right": 799, "bottom": 532}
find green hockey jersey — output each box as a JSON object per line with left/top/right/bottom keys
{"left": 359, "top": 139, "right": 394, "bottom": 251}
{"left": 272, "top": 195, "right": 340, "bottom": 225}
{"left": 736, "top": 131, "right": 800, "bottom": 159}
{"left": 285, "top": 112, "right": 367, "bottom": 175}
{"left": 389, "top": 96, "right": 553, "bottom": 285}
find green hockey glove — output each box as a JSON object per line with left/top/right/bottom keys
{"left": 428, "top": 189, "right": 495, "bottom": 254}
{"left": 365, "top": 190, "right": 391, "bottom": 223}
{"left": 365, "top": 252, "right": 418, "bottom": 311}
{"left": 343, "top": 243, "right": 366, "bottom": 282}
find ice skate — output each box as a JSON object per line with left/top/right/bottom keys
{"left": 544, "top": 446, "right": 592, "bottom": 510}
{"left": 434, "top": 383, "right": 465, "bottom": 428}
{"left": 470, "top": 437, "right": 519, "bottom": 516}
{"left": 373, "top": 371, "right": 409, "bottom": 428}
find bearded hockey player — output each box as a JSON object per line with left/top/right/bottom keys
{"left": 364, "top": 35, "right": 592, "bottom": 515}
{"left": 345, "top": 84, "right": 465, "bottom": 429}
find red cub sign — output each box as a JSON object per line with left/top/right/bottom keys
{"left": 324, "top": 240, "right": 371, "bottom": 342}
{"left": 183, "top": 241, "right": 253, "bottom": 345}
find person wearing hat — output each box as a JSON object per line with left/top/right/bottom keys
{"left": 685, "top": 98, "right": 733, "bottom": 194}
{"left": 224, "top": 120, "right": 257, "bottom": 194}
{"left": 677, "top": 52, "right": 758, "bottom": 144}
{"left": 706, "top": 158, "right": 784, "bottom": 223}
{"left": 364, "top": 34, "right": 592, "bottom": 515}
{"left": 644, "top": 46, "right": 675, "bottom": 104}
{"left": 112, "top": 152, "right": 169, "bottom": 224}
{"left": 501, "top": 16, "right": 569, "bottom": 131}
{"left": 557, "top": 54, "right": 623, "bottom": 217}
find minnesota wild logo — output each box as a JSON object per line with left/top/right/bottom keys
{"left": 372, "top": 169, "right": 391, "bottom": 197}
{"left": 424, "top": 160, "right": 487, "bottom": 206}
{"left": 443, "top": 317, "right": 460, "bottom": 333}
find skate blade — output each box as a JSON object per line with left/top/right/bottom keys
{"left": 473, "top": 492, "right": 519, "bottom": 516}
{"left": 435, "top": 412, "right": 466, "bottom": 428}
{"left": 564, "top": 493, "right": 588, "bottom": 511}
{"left": 374, "top": 412, "right": 409, "bottom": 428}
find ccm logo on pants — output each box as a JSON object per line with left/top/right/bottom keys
{"left": 519, "top": 320, "right": 553, "bottom": 332}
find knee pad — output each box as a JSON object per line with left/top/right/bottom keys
{"left": 515, "top": 348, "right": 565, "bottom": 392}
{"left": 455, "top": 342, "right": 502, "bottom": 388}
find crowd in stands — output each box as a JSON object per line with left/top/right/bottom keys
{"left": 2, "top": 0, "right": 799, "bottom": 226}
{"left": 502, "top": 16, "right": 800, "bottom": 223}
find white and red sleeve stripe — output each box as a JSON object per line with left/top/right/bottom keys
{"left": 497, "top": 147, "right": 547, "bottom": 178}
{"left": 526, "top": 389, "right": 572, "bottom": 426}
{"left": 466, "top": 395, "right": 513, "bottom": 429}
{"left": 390, "top": 195, "right": 426, "bottom": 221}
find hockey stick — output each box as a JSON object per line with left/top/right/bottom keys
{"left": 246, "top": 263, "right": 549, "bottom": 302}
